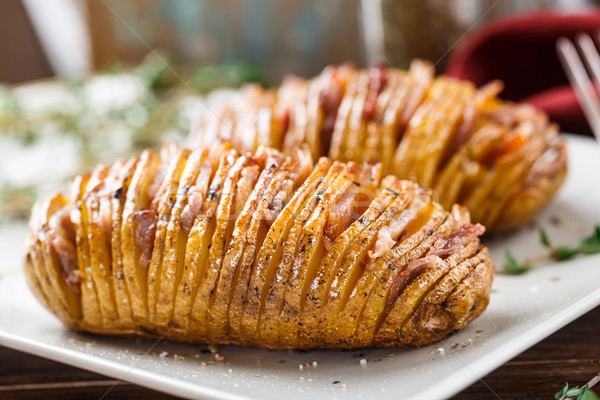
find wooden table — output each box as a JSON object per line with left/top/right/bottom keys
{"left": 1, "top": 306, "right": 599, "bottom": 400}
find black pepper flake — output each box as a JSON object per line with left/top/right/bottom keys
{"left": 113, "top": 187, "right": 123, "bottom": 199}
{"left": 333, "top": 381, "right": 340, "bottom": 385}
{"left": 384, "top": 187, "right": 399, "bottom": 196}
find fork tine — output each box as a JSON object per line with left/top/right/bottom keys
{"left": 557, "top": 36, "right": 600, "bottom": 142}
{"left": 576, "top": 34, "right": 600, "bottom": 95}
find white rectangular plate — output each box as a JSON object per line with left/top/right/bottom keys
{"left": 1, "top": 135, "right": 599, "bottom": 400}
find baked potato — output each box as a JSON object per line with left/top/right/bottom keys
{"left": 189, "top": 60, "right": 567, "bottom": 232}
{"left": 23, "top": 143, "right": 494, "bottom": 349}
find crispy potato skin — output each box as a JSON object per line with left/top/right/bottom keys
{"left": 189, "top": 60, "right": 567, "bottom": 233}
{"left": 23, "top": 144, "right": 495, "bottom": 349}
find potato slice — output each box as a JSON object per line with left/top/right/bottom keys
{"left": 318, "top": 185, "right": 434, "bottom": 345}
{"left": 271, "top": 76, "right": 307, "bottom": 150}
{"left": 464, "top": 127, "right": 544, "bottom": 227}
{"left": 174, "top": 150, "right": 237, "bottom": 338}
{"left": 379, "top": 72, "right": 410, "bottom": 176}
{"left": 479, "top": 128, "right": 549, "bottom": 229}
{"left": 206, "top": 153, "right": 271, "bottom": 340}
{"left": 433, "top": 252, "right": 494, "bottom": 332}
{"left": 276, "top": 162, "right": 368, "bottom": 347}
{"left": 190, "top": 154, "right": 258, "bottom": 341}
{"left": 153, "top": 148, "right": 210, "bottom": 328}
{"left": 282, "top": 91, "right": 309, "bottom": 157}
{"left": 147, "top": 149, "right": 191, "bottom": 327}
{"left": 362, "top": 69, "right": 395, "bottom": 164}
{"left": 298, "top": 176, "right": 401, "bottom": 347}
{"left": 110, "top": 156, "right": 139, "bottom": 330}
{"left": 22, "top": 237, "right": 52, "bottom": 319}
{"left": 416, "top": 81, "right": 473, "bottom": 188}
{"left": 372, "top": 214, "right": 485, "bottom": 347}
{"left": 45, "top": 198, "right": 82, "bottom": 322}
{"left": 398, "top": 245, "right": 490, "bottom": 346}
{"left": 86, "top": 161, "right": 122, "bottom": 329}
{"left": 352, "top": 204, "right": 447, "bottom": 347}
{"left": 304, "top": 78, "right": 324, "bottom": 161}
{"left": 494, "top": 133, "right": 567, "bottom": 231}
{"left": 29, "top": 239, "right": 74, "bottom": 327}
{"left": 400, "top": 59, "right": 435, "bottom": 126}
{"left": 23, "top": 202, "right": 51, "bottom": 311}
{"left": 31, "top": 194, "right": 80, "bottom": 326}
{"left": 228, "top": 159, "right": 299, "bottom": 343}
{"left": 384, "top": 239, "right": 483, "bottom": 346}
{"left": 240, "top": 157, "right": 331, "bottom": 345}
{"left": 121, "top": 149, "right": 160, "bottom": 324}
{"left": 257, "top": 160, "right": 344, "bottom": 346}
{"left": 328, "top": 69, "right": 360, "bottom": 161}
{"left": 74, "top": 165, "right": 110, "bottom": 329}
{"left": 339, "top": 71, "right": 369, "bottom": 163}
{"left": 433, "top": 123, "right": 503, "bottom": 209}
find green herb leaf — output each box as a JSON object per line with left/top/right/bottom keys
{"left": 555, "top": 382, "right": 569, "bottom": 399}
{"left": 579, "top": 387, "right": 600, "bottom": 400}
{"left": 579, "top": 226, "right": 600, "bottom": 255}
{"left": 552, "top": 246, "right": 579, "bottom": 261}
{"left": 540, "top": 228, "right": 553, "bottom": 249}
{"left": 503, "top": 250, "right": 532, "bottom": 275}
{"left": 566, "top": 386, "right": 585, "bottom": 397}
{"left": 505, "top": 225, "right": 600, "bottom": 275}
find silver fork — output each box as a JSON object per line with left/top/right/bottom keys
{"left": 557, "top": 34, "right": 600, "bottom": 144}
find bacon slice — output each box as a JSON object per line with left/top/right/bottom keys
{"left": 427, "top": 223, "right": 485, "bottom": 259}
{"left": 48, "top": 206, "right": 80, "bottom": 292}
{"left": 133, "top": 209, "right": 157, "bottom": 269}
{"left": 180, "top": 188, "right": 203, "bottom": 235}
{"left": 264, "top": 179, "right": 294, "bottom": 226}
{"left": 363, "top": 63, "right": 387, "bottom": 120}
{"left": 323, "top": 163, "right": 381, "bottom": 248}
{"left": 367, "top": 208, "right": 416, "bottom": 259}
{"left": 387, "top": 255, "right": 442, "bottom": 306}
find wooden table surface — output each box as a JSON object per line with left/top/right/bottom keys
{"left": 1, "top": 306, "right": 598, "bottom": 400}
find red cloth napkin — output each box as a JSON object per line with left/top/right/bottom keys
{"left": 445, "top": 10, "right": 600, "bottom": 135}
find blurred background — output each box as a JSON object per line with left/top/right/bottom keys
{"left": 1, "top": 0, "right": 597, "bottom": 83}
{"left": 0, "top": 0, "right": 598, "bottom": 220}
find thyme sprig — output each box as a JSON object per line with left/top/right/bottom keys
{"left": 503, "top": 226, "right": 600, "bottom": 275}
{"left": 555, "top": 361, "right": 600, "bottom": 399}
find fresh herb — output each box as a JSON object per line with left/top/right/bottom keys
{"left": 504, "top": 250, "right": 532, "bottom": 275}
{"left": 0, "top": 54, "right": 266, "bottom": 220}
{"left": 502, "top": 226, "right": 600, "bottom": 275}
{"left": 384, "top": 187, "right": 399, "bottom": 196}
{"left": 555, "top": 361, "right": 600, "bottom": 399}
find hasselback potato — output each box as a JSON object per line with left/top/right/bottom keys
{"left": 189, "top": 60, "right": 567, "bottom": 232}
{"left": 23, "top": 143, "right": 494, "bottom": 349}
